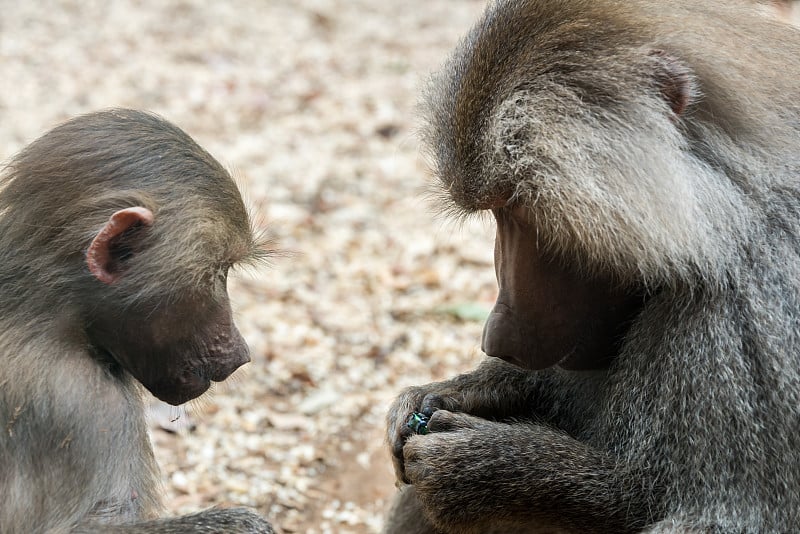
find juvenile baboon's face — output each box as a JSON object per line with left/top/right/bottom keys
{"left": 96, "top": 295, "right": 250, "bottom": 406}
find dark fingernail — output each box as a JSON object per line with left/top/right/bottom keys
{"left": 420, "top": 406, "right": 437, "bottom": 418}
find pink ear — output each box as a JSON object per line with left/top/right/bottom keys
{"left": 650, "top": 50, "right": 692, "bottom": 117}
{"left": 87, "top": 207, "right": 154, "bottom": 284}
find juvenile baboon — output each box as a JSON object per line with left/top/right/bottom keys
{"left": 386, "top": 1, "right": 800, "bottom": 532}
{"left": 0, "top": 110, "right": 274, "bottom": 533}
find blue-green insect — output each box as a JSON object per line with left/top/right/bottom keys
{"left": 407, "top": 412, "right": 429, "bottom": 435}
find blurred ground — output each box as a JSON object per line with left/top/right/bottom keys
{"left": 0, "top": 1, "right": 491, "bottom": 532}
{"left": 3, "top": 2, "right": 797, "bottom": 533}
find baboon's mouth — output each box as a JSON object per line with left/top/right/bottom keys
{"left": 191, "top": 366, "right": 232, "bottom": 383}
{"left": 146, "top": 370, "right": 211, "bottom": 406}
{"left": 481, "top": 288, "right": 645, "bottom": 371}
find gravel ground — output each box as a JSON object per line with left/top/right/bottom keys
{"left": 0, "top": 2, "right": 492, "bottom": 532}
{"left": 4, "top": 2, "right": 796, "bottom": 533}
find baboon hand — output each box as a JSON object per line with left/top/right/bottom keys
{"left": 386, "top": 382, "right": 466, "bottom": 483}
{"left": 401, "top": 411, "right": 509, "bottom": 530}
{"left": 402, "top": 413, "right": 645, "bottom": 532}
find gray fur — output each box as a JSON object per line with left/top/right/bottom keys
{"left": 0, "top": 110, "right": 273, "bottom": 533}
{"left": 386, "top": 0, "right": 800, "bottom": 532}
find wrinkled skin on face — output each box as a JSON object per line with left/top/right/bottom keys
{"left": 481, "top": 207, "right": 644, "bottom": 370}
{"left": 87, "top": 293, "right": 250, "bottom": 406}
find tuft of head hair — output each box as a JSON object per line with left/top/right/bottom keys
{"left": 0, "top": 109, "right": 266, "bottom": 311}
{"left": 420, "top": 0, "right": 800, "bottom": 289}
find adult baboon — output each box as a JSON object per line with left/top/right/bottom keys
{"left": 0, "top": 109, "right": 273, "bottom": 533}
{"left": 386, "top": 0, "right": 800, "bottom": 532}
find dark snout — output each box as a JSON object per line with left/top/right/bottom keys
{"left": 484, "top": 208, "right": 645, "bottom": 371}
{"left": 206, "top": 325, "right": 250, "bottom": 382}
{"left": 144, "top": 324, "right": 251, "bottom": 406}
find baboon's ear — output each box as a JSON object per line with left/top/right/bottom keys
{"left": 86, "top": 207, "right": 154, "bottom": 284}
{"left": 650, "top": 50, "right": 693, "bottom": 116}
